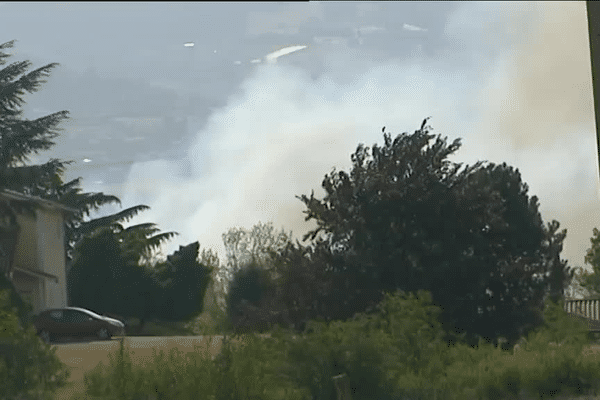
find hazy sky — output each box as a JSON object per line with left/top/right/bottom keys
{"left": 2, "top": 2, "right": 598, "bottom": 283}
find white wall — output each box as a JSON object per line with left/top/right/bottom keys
{"left": 35, "top": 208, "right": 67, "bottom": 311}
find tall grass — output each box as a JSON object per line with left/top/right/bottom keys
{"left": 9, "top": 289, "right": 600, "bottom": 400}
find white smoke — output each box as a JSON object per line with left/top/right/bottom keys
{"left": 107, "top": 2, "right": 597, "bottom": 277}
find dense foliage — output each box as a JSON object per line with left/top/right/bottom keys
{"left": 68, "top": 234, "right": 214, "bottom": 329}
{"left": 230, "top": 119, "right": 576, "bottom": 349}
{"left": 0, "top": 287, "right": 72, "bottom": 399}
{"left": 225, "top": 256, "right": 288, "bottom": 334}
{"left": 74, "top": 289, "right": 600, "bottom": 400}
{"left": 571, "top": 227, "right": 600, "bottom": 298}
{"left": 152, "top": 241, "right": 213, "bottom": 322}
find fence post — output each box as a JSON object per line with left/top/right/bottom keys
{"left": 332, "top": 373, "right": 353, "bottom": 400}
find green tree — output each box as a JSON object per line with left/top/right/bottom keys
{"left": 0, "top": 40, "right": 71, "bottom": 200}
{"left": 569, "top": 227, "right": 600, "bottom": 298}
{"left": 214, "top": 222, "right": 292, "bottom": 316}
{"left": 67, "top": 220, "right": 178, "bottom": 327}
{"left": 66, "top": 227, "right": 128, "bottom": 314}
{"left": 214, "top": 222, "right": 299, "bottom": 333}
{"left": 220, "top": 222, "right": 291, "bottom": 287}
{"left": 294, "top": 118, "right": 575, "bottom": 348}
{"left": 152, "top": 241, "right": 213, "bottom": 323}
{"left": 26, "top": 172, "right": 152, "bottom": 277}
{"left": 252, "top": 237, "right": 338, "bottom": 332}
{"left": 184, "top": 246, "right": 233, "bottom": 335}
{"left": 225, "top": 257, "right": 277, "bottom": 333}
{"left": 0, "top": 39, "right": 74, "bottom": 330}
{"left": 0, "top": 38, "right": 70, "bottom": 245}
{"left": 110, "top": 221, "right": 178, "bottom": 268}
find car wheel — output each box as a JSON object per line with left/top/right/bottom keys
{"left": 39, "top": 330, "right": 52, "bottom": 344}
{"left": 97, "top": 327, "right": 111, "bottom": 340}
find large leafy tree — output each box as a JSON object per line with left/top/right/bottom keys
{"left": 221, "top": 222, "right": 291, "bottom": 281}
{"left": 257, "top": 237, "right": 340, "bottom": 332}
{"left": 225, "top": 258, "right": 278, "bottom": 333}
{"left": 217, "top": 222, "right": 292, "bottom": 311}
{"left": 294, "top": 118, "right": 575, "bottom": 347}
{"left": 67, "top": 221, "right": 178, "bottom": 321}
{"left": 66, "top": 227, "right": 129, "bottom": 314}
{"left": 151, "top": 241, "right": 213, "bottom": 323}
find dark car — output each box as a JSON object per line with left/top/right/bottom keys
{"left": 33, "top": 307, "right": 126, "bottom": 343}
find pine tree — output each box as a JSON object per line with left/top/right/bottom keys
{"left": 0, "top": 40, "right": 71, "bottom": 202}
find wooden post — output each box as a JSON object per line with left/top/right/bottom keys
{"left": 332, "top": 373, "right": 353, "bottom": 400}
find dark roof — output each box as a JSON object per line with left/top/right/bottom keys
{"left": 0, "top": 189, "right": 78, "bottom": 214}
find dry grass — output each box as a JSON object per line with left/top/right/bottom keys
{"left": 50, "top": 334, "right": 269, "bottom": 400}
{"left": 53, "top": 336, "right": 241, "bottom": 399}
{"left": 48, "top": 338, "right": 600, "bottom": 400}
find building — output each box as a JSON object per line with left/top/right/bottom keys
{"left": 0, "top": 189, "right": 77, "bottom": 317}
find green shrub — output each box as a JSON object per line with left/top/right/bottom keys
{"left": 266, "top": 289, "right": 460, "bottom": 400}
{"left": 71, "top": 289, "right": 600, "bottom": 400}
{"left": 81, "top": 336, "right": 219, "bottom": 399}
{"left": 436, "top": 294, "right": 600, "bottom": 400}
{"left": 184, "top": 297, "right": 234, "bottom": 336}
{"left": 0, "top": 289, "right": 71, "bottom": 399}
{"left": 78, "top": 331, "right": 310, "bottom": 400}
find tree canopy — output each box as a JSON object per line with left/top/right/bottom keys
{"left": 151, "top": 241, "right": 213, "bottom": 322}
{"left": 0, "top": 40, "right": 72, "bottom": 224}
{"left": 570, "top": 227, "right": 600, "bottom": 298}
{"left": 279, "top": 118, "right": 575, "bottom": 347}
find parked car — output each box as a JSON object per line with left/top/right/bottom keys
{"left": 33, "top": 307, "right": 126, "bottom": 343}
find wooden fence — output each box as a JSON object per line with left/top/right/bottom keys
{"left": 564, "top": 298, "right": 600, "bottom": 331}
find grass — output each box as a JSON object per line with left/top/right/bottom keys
{"left": 53, "top": 332, "right": 308, "bottom": 400}
{"left": 45, "top": 322, "right": 600, "bottom": 400}
{"left": 16, "top": 293, "right": 600, "bottom": 400}
{"left": 46, "top": 326, "right": 600, "bottom": 400}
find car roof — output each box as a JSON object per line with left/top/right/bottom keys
{"left": 66, "top": 307, "right": 105, "bottom": 318}
{"left": 42, "top": 307, "right": 104, "bottom": 319}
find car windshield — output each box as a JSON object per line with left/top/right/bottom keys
{"left": 69, "top": 308, "right": 104, "bottom": 320}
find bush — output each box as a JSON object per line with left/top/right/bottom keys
{"left": 184, "top": 279, "right": 234, "bottom": 336}
{"left": 76, "top": 331, "right": 310, "bottom": 400}
{"left": 266, "top": 289, "right": 460, "bottom": 400}
{"left": 65, "top": 287, "right": 600, "bottom": 400}
{"left": 225, "top": 257, "right": 284, "bottom": 335}
{"left": 0, "top": 289, "right": 72, "bottom": 399}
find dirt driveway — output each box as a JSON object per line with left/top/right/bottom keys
{"left": 51, "top": 334, "right": 270, "bottom": 399}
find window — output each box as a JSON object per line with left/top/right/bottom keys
{"left": 49, "top": 310, "right": 63, "bottom": 321}
{"left": 63, "top": 310, "right": 91, "bottom": 323}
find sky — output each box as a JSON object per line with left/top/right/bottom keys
{"left": 2, "top": 2, "right": 599, "bottom": 292}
